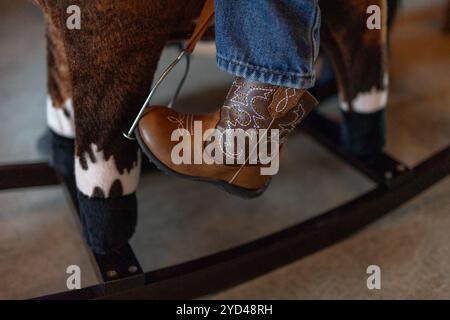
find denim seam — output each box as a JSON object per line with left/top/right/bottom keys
{"left": 309, "top": 1, "right": 321, "bottom": 71}
{"left": 217, "top": 53, "right": 314, "bottom": 79}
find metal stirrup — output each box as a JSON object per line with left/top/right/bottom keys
{"left": 168, "top": 46, "right": 191, "bottom": 109}
{"left": 122, "top": 49, "right": 190, "bottom": 140}
{"left": 123, "top": 0, "right": 214, "bottom": 140}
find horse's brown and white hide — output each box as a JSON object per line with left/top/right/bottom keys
{"left": 320, "top": 0, "right": 388, "bottom": 114}
{"left": 38, "top": 0, "right": 205, "bottom": 199}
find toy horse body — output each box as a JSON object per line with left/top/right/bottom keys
{"left": 35, "top": 0, "right": 389, "bottom": 253}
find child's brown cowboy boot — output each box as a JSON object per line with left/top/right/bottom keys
{"left": 136, "top": 77, "right": 317, "bottom": 198}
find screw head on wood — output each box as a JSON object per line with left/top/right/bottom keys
{"left": 106, "top": 270, "right": 118, "bottom": 278}
{"left": 384, "top": 171, "right": 393, "bottom": 180}
{"left": 128, "top": 265, "right": 138, "bottom": 274}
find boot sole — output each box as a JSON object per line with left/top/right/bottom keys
{"left": 135, "top": 129, "right": 269, "bottom": 199}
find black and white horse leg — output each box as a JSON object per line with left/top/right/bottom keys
{"left": 44, "top": 12, "right": 75, "bottom": 180}
{"left": 40, "top": 1, "right": 176, "bottom": 254}
{"left": 320, "top": 0, "right": 389, "bottom": 157}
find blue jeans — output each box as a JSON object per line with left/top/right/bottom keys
{"left": 215, "top": 0, "right": 321, "bottom": 89}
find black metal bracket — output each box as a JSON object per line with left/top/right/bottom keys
{"left": 302, "top": 112, "right": 412, "bottom": 187}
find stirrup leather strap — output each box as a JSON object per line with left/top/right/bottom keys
{"left": 185, "top": 0, "right": 215, "bottom": 54}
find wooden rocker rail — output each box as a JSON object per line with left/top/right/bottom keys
{"left": 0, "top": 110, "right": 447, "bottom": 299}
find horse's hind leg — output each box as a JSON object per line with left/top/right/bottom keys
{"left": 320, "top": 0, "right": 389, "bottom": 157}
{"left": 43, "top": 9, "right": 76, "bottom": 185}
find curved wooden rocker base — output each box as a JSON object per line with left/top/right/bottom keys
{"left": 35, "top": 144, "right": 449, "bottom": 299}
{"left": 1, "top": 111, "right": 444, "bottom": 300}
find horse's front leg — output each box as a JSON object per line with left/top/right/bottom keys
{"left": 41, "top": 0, "right": 175, "bottom": 254}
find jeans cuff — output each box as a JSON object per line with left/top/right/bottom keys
{"left": 217, "top": 54, "right": 316, "bottom": 89}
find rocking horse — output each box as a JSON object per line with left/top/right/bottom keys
{"left": 1, "top": 0, "right": 449, "bottom": 299}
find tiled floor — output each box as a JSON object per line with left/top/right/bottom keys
{"left": 0, "top": 0, "right": 449, "bottom": 299}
